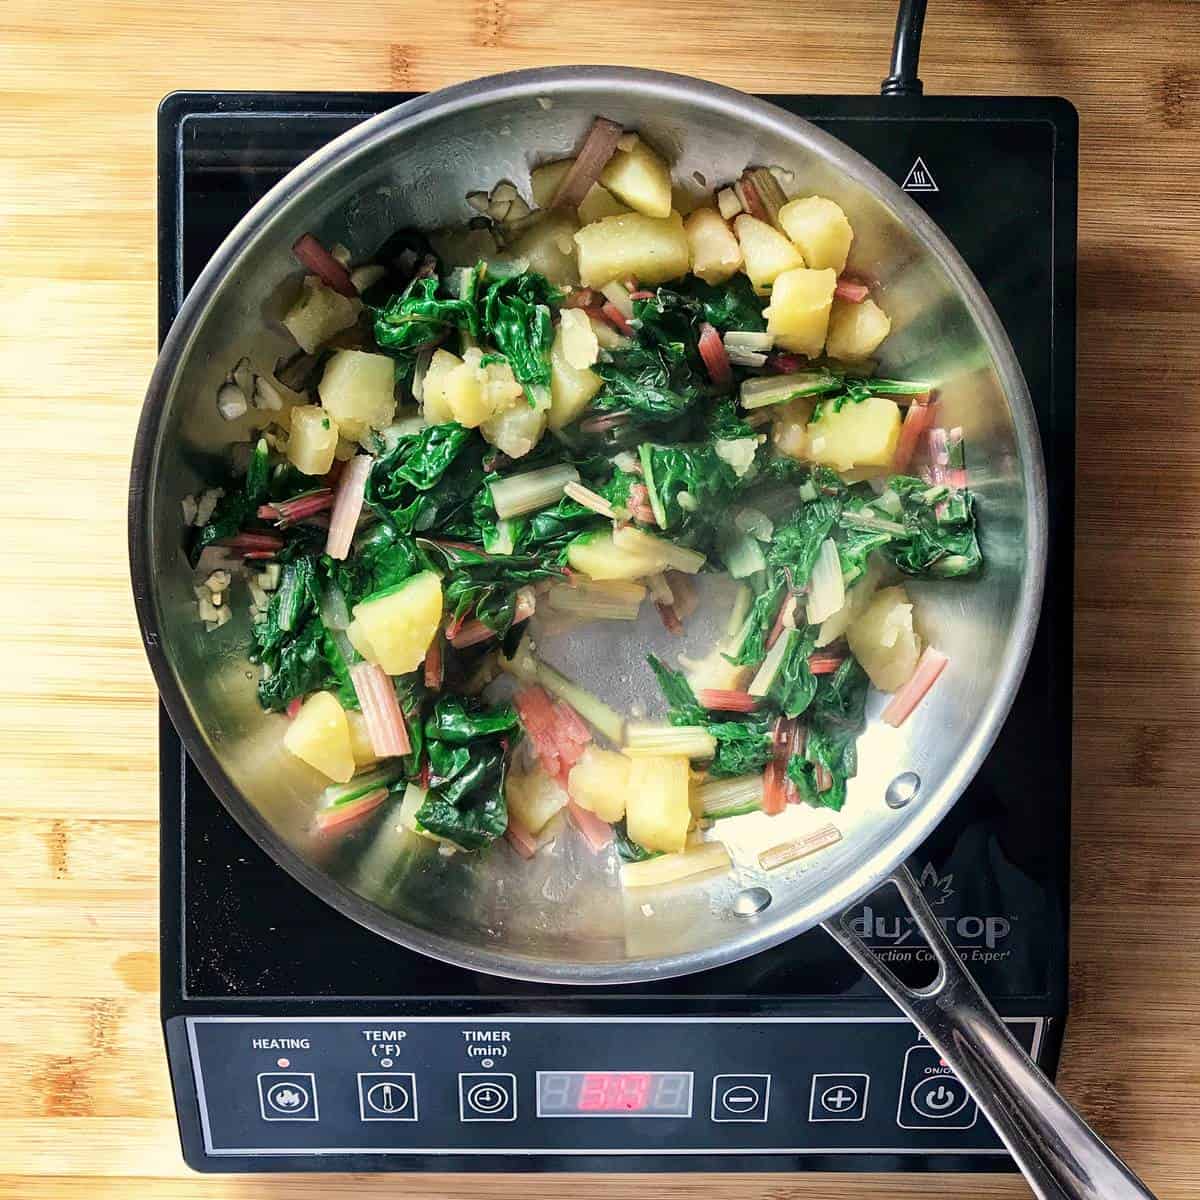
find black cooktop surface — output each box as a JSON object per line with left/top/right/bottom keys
{"left": 156, "top": 90, "right": 1076, "bottom": 1173}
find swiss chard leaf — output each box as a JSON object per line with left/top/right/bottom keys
{"left": 726, "top": 573, "right": 786, "bottom": 668}
{"left": 785, "top": 657, "right": 869, "bottom": 811}
{"left": 647, "top": 655, "right": 704, "bottom": 724}
{"left": 254, "top": 556, "right": 319, "bottom": 660}
{"left": 245, "top": 437, "right": 270, "bottom": 503}
{"left": 416, "top": 695, "right": 517, "bottom": 850}
{"left": 424, "top": 694, "right": 519, "bottom": 743}
{"left": 591, "top": 340, "right": 698, "bottom": 423}
{"left": 513, "top": 494, "right": 604, "bottom": 558}
{"left": 373, "top": 273, "right": 476, "bottom": 374}
{"left": 255, "top": 616, "right": 339, "bottom": 712}
{"left": 680, "top": 273, "right": 767, "bottom": 333}
{"left": 635, "top": 275, "right": 767, "bottom": 342}
{"left": 639, "top": 442, "right": 739, "bottom": 539}
{"left": 393, "top": 673, "right": 429, "bottom": 781}
{"left": 325, "top": 524, "right": 432, "bottom": 609}
{"left": 250, "top": 556, "right": 349, "bottom": 712}
{"left": 769, "top": 626, "right": 819, "bottom": 718}
{"left": 646, "top": 655, "right": 773, "bottom": 778}
{"left": 723, "top": 497, "right": 841, "bottom": 670}
{"left": 479, "top": 271, "right": 561, "bottom": 403}
{"left": 837, "top": 524, "right": 892, "bottom": 589}
{"left": 632, "top": 289, "right": 705, "bottom": 359}
{"left": 705, "top": 396, "right": 756, "bottom": 442}
{"left": 768, "top": 498, "right": 842, "bottom": 589}
{"left": 423, "top": 540, "right": 559, "bottom": 635}
{"left": 367, "top": 422, "right": 486, "bottom": 534}
{"left": 884, "top": 475, "right": 982, "bottom": 578}
{"left": 707, "top": 715, "right": 775, "bottom": 778}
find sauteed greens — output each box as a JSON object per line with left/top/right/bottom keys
{"left": 185, "top": 119, "right": 979, "bottom": 884}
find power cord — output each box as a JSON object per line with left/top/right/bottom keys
{"left": 881, "top": 0, "right": 928, "bottom": 96}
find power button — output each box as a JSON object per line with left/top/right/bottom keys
{"left": 896, "top": 1046, "right": 977, "bottom": 1131}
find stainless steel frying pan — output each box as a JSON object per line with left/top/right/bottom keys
{"left": 130, "top": 67, "right": 1154, "bottom": 1198}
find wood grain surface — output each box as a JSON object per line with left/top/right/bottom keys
{"left": 2, "top": 0, "right": 1199, "bottom": 1196}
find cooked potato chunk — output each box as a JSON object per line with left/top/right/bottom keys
{"left": 685, "top": 208, "right": 743, "bottom": 285}
{"left": 443, "top": 359, "right": 492, "bottom": 428}
{"left": 816, "top": 561, "right": 881, "bottom": 648}
{"left": 318, "top": 349, "right": 396, "bottom": 440}
{"left": 530, "top": 159, "right": 627, "bottom": 225}
{"left": 778, "top": 196, "right": 854, "bottom": 273}
{"left": 559, "top": 308, "right": 599, "bottom": 369}
{"left": 346, "top": 709, "right": 379, "bottom": 768}
{"left": 578, "top": 184, "right": 630, "bottom": 225}
{"left": 680, "top": 645, "right": 751, "bottom": 694}
{"left": 283, "top": 692, "right": 354, "bottom": 783}
{"left": 847, "top": 585, "right": 922, "bottom": 692}
{"left": 508, "top": 210, "right": 580, "bottom": 286}
{"left": 481, "top": 400, "right": 547, "bottom": 459}
{"left": 286, "top": 404, "right": 339, "bottom": 476}
{"left": 599, "top": 139, "right": 672, "bottom": 218}
{"left": 548, "top": 323, "right": 603, "bottom": 431}
{"left": 825, "top": 297, "right": 892, "bottom": 361}
{"left": 625, "top": 754, "right": 691, "bottom": 853}
{"left": 506, "top": 766, "right": 568, "bottom": 834}
{"left": 346, "top": 571, "right": 443, "bottom": 675}
{"left": 442, "top": 350, "right": 523, "bottom": 429}
{"left": 765, "top": 267, "right": 837, "bottom": 357}
{"left": 568, "top": 745, "right": 631, "bottom": 822}
{"left": 282, "top": 276, "right": 362, "bottom": 354}
{"left": 733, "top": 214, "right": 805, "bottom": 293}
{"left": 574, "top": 211, "right": 689, "bottom": 288}
{"left": 806, "top": 394, "right": 902, "bottom": 471}
{"left": 421, "top": 348, "right": 461, "bottom": 424}
{"left": 530, "top": 159, "right": 572, "bottom": 208}
{"left": 566, "top": 529, "right": 666, "bottom": 581}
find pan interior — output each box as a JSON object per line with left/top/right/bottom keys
{"left": 134, "top": 68, "right": 1044, "bottom": 984}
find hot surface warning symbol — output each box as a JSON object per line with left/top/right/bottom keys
{"left": 901, "top": 157, "right": 938, "bottom": 193}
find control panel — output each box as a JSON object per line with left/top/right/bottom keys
{"left": 180, "top": 1016, "right": 1043, "bottom": 1160}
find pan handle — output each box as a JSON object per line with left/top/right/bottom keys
{"left": 821, "top": 864, "right": 1156, "bottom": 1200}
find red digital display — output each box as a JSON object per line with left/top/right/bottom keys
{"left": 577, "top": 1072, "right": 651, "bottom": 1111}
{"left": 537, "top": 1070, "right": 692, "bottom": 1117}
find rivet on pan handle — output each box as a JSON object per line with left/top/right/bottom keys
{"left": 822, "top": 864, "right": 1157, "bottom": 1200}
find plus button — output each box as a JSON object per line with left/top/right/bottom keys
{"left": 809, "top": 1073, "right": 870, "bottom": 1122}
{"left": 822, "top": 1086, "right": 857, "bottom": 1111}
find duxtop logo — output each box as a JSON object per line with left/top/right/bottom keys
{"left": 848, "top": 862, "right": 1012, "bottom": 963}
{"left": 919, "top": 862, "right": 955, "bottom": 906}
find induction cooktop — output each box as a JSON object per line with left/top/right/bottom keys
{"left": 156, "top": 88, "right": 1077, "bottom": 1173}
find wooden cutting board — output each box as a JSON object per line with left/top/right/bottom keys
{"left": 2, "top": 0, "right": 1199, "bottom": 1196}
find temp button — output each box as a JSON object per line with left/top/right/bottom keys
{"left": 711, "top": 1074, "right": 770, "bottom": 1122}
{"left": 358, "top": 1072, "right": 418, "bottom": 1121}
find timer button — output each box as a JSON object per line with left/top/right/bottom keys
{"left": 459, "top": 1072, "right": 517, "bottom": 1122}
{"left": 711, "top": 1074, "right": 770, "bottom": 1122}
